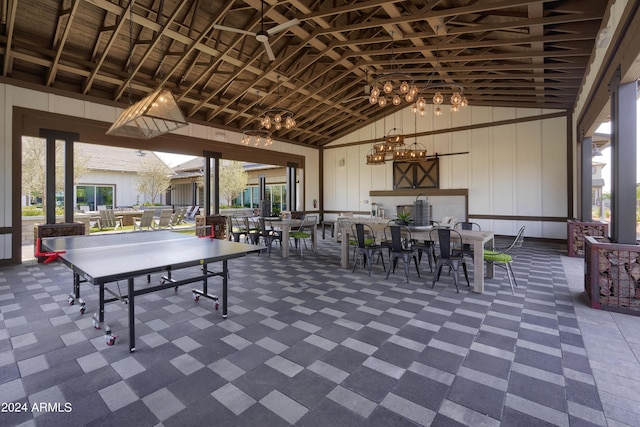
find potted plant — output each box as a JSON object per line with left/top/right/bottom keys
{"left": 395, "top": 212, "right": 413, "bottom": 225}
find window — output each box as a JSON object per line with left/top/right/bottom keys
{"left": 236, "top": 184, "right": 287, "bottom": 211}
{"left": 76, "top": 185, "right": 114, "bottom": 210}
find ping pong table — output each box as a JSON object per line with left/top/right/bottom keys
{"left": 41, "top": 231, "right": 261, "bottom": 352}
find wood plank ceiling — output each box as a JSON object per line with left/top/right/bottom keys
{"left": 0, "top": 0, "right": 608, "bottom": 147}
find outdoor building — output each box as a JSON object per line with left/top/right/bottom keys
{"left": 170, "top": 159, "right": 289, "bottom": 213}
{"left": 74, "top": 144, "right": 172, "bottom": 209}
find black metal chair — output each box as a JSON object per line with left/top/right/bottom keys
{"left": 255, "top": 217, "right": 282, "bottom": 257}
{"left": 431, "top": 228, "right": 470, "bottom": 293}
{"left": 229, "top": 215, "right": 248, "bottom": 242}
{"left": 384, "top": 225, "right": 420, "bottom": 283}
{"left": 452, "top": 221, "right": 482, "bottom": 260}
{"left": 351, "top": 223, "right": 386, "bottom": 276}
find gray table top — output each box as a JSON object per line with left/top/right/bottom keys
{"left": 42, "top": 231, "right": 260, "bottom": 284}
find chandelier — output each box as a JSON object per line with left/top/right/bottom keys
{"left": 367, "top": 128, "right": 427, "bottom": 165}
{"left": 412, "top": 26, "right": 468, "bottom": 117}
{"left": 368, "top": 72, "right": 420, "bottom": 108}
{"left": 259, "top": 75, "right": 296, "bottom": 131}
{"left": 106, "top": 0, "right": 187, "bottom": 139}
{"left": 241, "top": 129, "right": 273, "bottom": 146}
{"left": 259, "top": 108, "right": 296, "bottom": 130}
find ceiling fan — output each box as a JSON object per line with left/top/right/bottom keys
{"left": 213, "top": 0, "right": 299, "bottom": 61}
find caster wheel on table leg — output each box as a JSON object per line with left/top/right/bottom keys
{"left": 105, "top": 327, "right": 116, "bottom": 346}
{"left": 215, "top": 302, "right": 219, "bottom": 310}
{"left": 175, "top": 286, "right": 178, "bottom": 293}
{"left": 194, "top": 295, "right": 199, "bottom": 302}
{"left": 92, "top": 313, "right": 102, "bottom": 330}
{"left": 67, "top": 295, "right": 75, "bottom": 306}
{"left": 78, "top": 299, "right": 86, "bottom": 315}
{"left": 80, "top": 307, "right": 86, "bottom": 315}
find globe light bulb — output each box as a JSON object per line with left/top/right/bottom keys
{"left": 399, "top": 81, "right": 409, "bottom": 93}
{"left": 378, "top": 97, "right": 387, "bottom": 107}
{"left": 451, "top": 91, "right": 462, "bottom": 105}
{"left": 392, "top": 94, "right": 401, "bottom": 105}
{"left": 383, "top": 81, "right": 393, "bottom": 94}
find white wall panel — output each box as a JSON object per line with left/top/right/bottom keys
{"left": 491, "top": 124, "right": 516, "bottom": 215}
{"left": 346, "top": 145, "right": 361, "bottom": 211}
{"left": 469, "top": 127, "right": 491, "bottom": 214}
{"left": 50, "top": 94, "right": 85, "bottom": 117}
{"left": 542, "top": 117, "right": 568, "bottom": 217}
{"left": 11, "top": 87, "right": 48, "bottom": 110}
{"left": 515, "top": 120, "right": 542, "bottom": 216}
{"left": 0, "top": 235, "right": 10, "bottom": 260}
{"left": 85, "top": 102, "right": 116, "bottom": 123}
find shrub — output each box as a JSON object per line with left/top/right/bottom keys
{"left": 22, "top": 206, "right": 43, "bottom": 216}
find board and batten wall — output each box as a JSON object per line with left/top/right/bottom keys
{"left": 323, "top": 104, "right": 569, "bottom": 239}
{"left": 0, "top": 82, "right": 320, "bottom": 263}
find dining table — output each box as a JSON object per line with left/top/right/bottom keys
{"left": 338, "top": 221, "right": 495, "bottom": 293}
{"left": 253, "top": 217, "right": 318, "bottom": 258}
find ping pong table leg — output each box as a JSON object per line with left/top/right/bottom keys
{"left": 73, "top": 272, "right": 81, "bottom": 299}
{"left": 128, "top": 278, "right": 135, "bottom": 352}
{"left": 99, "top": 284, "right": 105, "bottom": 323}
{"left": 222, "top": 260, "right": 228, "bottom": 318}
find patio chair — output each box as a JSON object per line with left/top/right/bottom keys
{"left": 430, "top": 228, "right": 470, "bottom": 293}
{"left": 155, "top": 209, "right": 174, "bottom": 229}
{"left": 290, "top": 215, "right": 317, "bottom": 257}
{"left": 133, "top": 209, "right": 155, "bottom": 231}
{"left": 483, "top": 226, "right": 526, "bottom": 294}
{"left": 255, "top": 217, "right": 282, "bottom": 257}
{"left": 170, "top": 206, "right": 187, "bottom": 227}
{"left": 99, "top": 209, "right": 123, "bottom": 230}
{"left": 229, "top": 215, "right": 249, "bottom": 242}
{"left": 384, "top": 225, "right": 420, "bottom": 283}
{"left": 352, "top": 223, "right": 386, "bottom": 276}
{"left": 185, "top": 206, "right": 200, "bottom": 221}
{"left": 452, "top": 221, "right": 482, "bottom": 260}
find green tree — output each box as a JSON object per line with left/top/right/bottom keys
{"left": 136, "top": 159, "right": 172, "bottom": 204}
{"left": 21, "top": 137, "right": 89, "bottom": 206}
{"left": 219, "top": 160, "right": 248, "bottom": 206}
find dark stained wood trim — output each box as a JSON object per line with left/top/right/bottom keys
{"left": 370, "top": 189, "right": 468, "bottom": 197}
{"left": 10, "top": 109, "right": 22, "bottom": 264}
{"left": 14, "top": 107, "right": 305, "bottom": 168}
{"left": 469, "top": 214, "right": 568, "bottom": 222}
{"left": 327, "top": 111, "right": 569, "bottom": 149}
{"left": 0, "top": 227, "right": 11, "bottom": 234}
{"left": 567, "top": 110, "right": 574, "bottom": 219}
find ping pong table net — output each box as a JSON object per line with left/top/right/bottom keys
{"left": 35, "top": 238, "right": 66, "bottom": 264}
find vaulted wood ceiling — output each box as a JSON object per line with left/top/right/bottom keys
{"left": 0, "top": 0, "right": 608, "bottom": 147}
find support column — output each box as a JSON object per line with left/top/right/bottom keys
{"left": 39, "top": 130, "right": 79, "bottom": 224}
{"left": 610, "top": 70, "right": 637, "bottom": 244}
{"left": 64, "top": 140, "right": 74, "bottom": 223}
{"left": 203, "top": 151, "right": 221, "bottom": 215}
{"left": 286, "top": 163, "right": 298, "bottom": 211}
{"left": 259, "top": 175, "right": 266, "bottom": 201}
{"left": 580, "top": 136, "right": 593, "bottom": 221}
